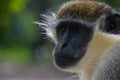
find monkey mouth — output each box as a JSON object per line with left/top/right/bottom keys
{"left": 54, "top": 56, "right": 79, "bottom": 68}
{"left": 54, "top": 48, "right": 86, "bottom": 69}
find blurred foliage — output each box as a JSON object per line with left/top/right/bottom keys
{"left": 0, "top": 0, "right": 36, "bottom": 62}
{"left": 0, "top": 0, "right": 119, "bottom": 63}
{"left": 99, "top": 0, "right": 120, "bottom": 7}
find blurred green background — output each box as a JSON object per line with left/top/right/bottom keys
{"left": 0, "top": 0, "right": 119, "bottom": 80}
{"left": 0, "top": 0, "right": 120, "bottom": 63}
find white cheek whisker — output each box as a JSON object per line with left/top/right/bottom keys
{"left": 35, "top": 12, "right": 58, "bottom": 42}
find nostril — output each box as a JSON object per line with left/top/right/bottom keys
{"left": 61, "top": 43, "right": 67, "bottom": 48}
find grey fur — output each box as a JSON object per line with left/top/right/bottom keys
{"left": 92, "top": 44, "right": 120, "bottom": 80}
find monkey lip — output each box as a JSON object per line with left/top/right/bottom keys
{"left": 55, "top": 57, "right": 77, "bottom": 62}
{"left": 54, "top": 57, "right": 78, "bottom": 68}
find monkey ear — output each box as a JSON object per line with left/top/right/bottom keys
{"left": 104, "top": 13, "right": 120, "bottom": 34}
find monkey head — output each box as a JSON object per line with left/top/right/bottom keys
{"left": 37, "top": 0, "right": 120, "bottom": 73}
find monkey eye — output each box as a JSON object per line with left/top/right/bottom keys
{"left": 75, "top": 27, "right": 82, "bottom": 33}
{"left": 60, "top": 27, "right": 67, "bottom": 33}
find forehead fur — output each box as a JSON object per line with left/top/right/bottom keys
{"left": 58, "top": 1, "right": 114, "bottom": 21}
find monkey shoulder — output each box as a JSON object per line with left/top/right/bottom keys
{"left": 92, "top": 44, "right": 120, "bottom": 80}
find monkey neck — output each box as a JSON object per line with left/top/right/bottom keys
{"left": 80, "top": 32, "right": 120, "bottom": 80}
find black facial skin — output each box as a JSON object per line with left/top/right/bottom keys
{"left": 53, "top": 19, "right": 94, "bottom": 69}
{"left": 102, "top": 14, "right": 120, "bottom": 34}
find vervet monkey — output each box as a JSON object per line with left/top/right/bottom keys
{"left": 37, "top": 0, "right": 120, "bottom": 80}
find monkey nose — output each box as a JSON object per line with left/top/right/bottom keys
{"left": 61, "top": 43, "right": 68, "bottom": 48}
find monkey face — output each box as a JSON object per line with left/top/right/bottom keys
{"left": 53, "top": 19, "right": 94, "bottom": 70}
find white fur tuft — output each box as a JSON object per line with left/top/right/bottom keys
{"left": 35, "top": 12, "right": 58, "bottom": 42}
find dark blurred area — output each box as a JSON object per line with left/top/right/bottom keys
{"left": 0, "top": 0, "right": 119, "bottom": 80}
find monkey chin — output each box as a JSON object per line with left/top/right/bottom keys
{"left": 53, "top": 58, "right": 82, "bottom": 73}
